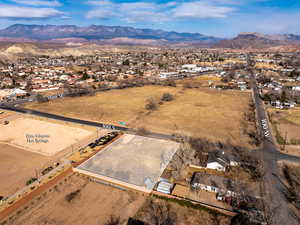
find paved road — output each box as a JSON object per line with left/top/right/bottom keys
{"left": 250, "top": 74, "right": 299, "bottom": 225}
{"left": 0, "top": 104, "right": 174, "bottom": 141}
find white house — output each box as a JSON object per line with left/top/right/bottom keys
{"left": 206, "top": 151, "right": 238, "bottom": 172}
{"left": 158, "top": 72, "right": 178, "bottom": 79}
{"left": 182, "top": 64, "right": 197, "bottom": 69}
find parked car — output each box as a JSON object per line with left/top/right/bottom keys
{"left": 41, "top": 166, "right": 53, "bottom": 176}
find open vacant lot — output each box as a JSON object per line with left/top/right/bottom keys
{"left": 269, "top": 108, "right": 300, "bottom": 154}
{"left": 0, "top": 144, "right": 50, "bottom": 197}
{"left": 0, "top": 117, "right": 93, "bottom": 156}
{"left": 25, "top": 86, "right": 180, "bottom": 126}
{"left": 8, "top": 175, "right": 146, "bottom": 225}
{"left": 76, "top": 134, "right": 180, "bottom": 192}
{"left": 24, "top": 85, "right": 253, "bottom": 145}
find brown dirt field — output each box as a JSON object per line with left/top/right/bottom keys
{"left": 0, "top": 144, "right": 50, "bottom": 197}
{"left": 9, "top": 175, "right": 147, "bottom": 225}
{"left": 24, "top": 86, "right": 180, "bottom": 126}
{"left": 277, "top": 122, "right": 300, "bottom": 141}
{"left": 269, "top": 109, "right": 300, "bottom": 142}
{"left": 284, "top": 145, "right": 300, "bottom": 157}
{"left": 24, "top": 86, "right": 253, "bottom": 146}
{"left": 134, "top": 88, "right": 252, "bottom": 145}
{"left": 134, "top": 197, "right": 231, "bottom": 225}
{"left": 176, "top": 75, "right": 222, "bottom": 87}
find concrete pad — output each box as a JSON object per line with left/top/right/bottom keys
{"left": 75, "top": 134, "right": 180, "bottom": 192}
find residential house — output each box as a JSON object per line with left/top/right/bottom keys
{"left": 206, "top": 151, "right": 238, "bottom": 172}
{"left": 191, "top": 173, "right": 236, "bottom": 197}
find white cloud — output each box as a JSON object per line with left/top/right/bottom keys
{"left": 10, "top": 0, "right": 62, "bottom": 7}
{"left": 172, "top": 1, "right": 235, "bottom": 19}
{"left": 86, "top": 0, "right": 235, "bottom": 23}
{"left": 0, "top": 5, "right": 65, "bottom": 20}
{"left": 236, "top": 11, "right": 300, "bottom": 34}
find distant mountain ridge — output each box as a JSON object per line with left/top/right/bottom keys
{"left": 1, "top": 25, "right": 300, "bottom": 49}
{"left": 215, "top": 32, "right": 300, "bottom": 49}
{"left": 0, "top": 24, "right": 220, "bottom": 44}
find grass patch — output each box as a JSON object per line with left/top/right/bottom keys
{"left": 290, "top": 138, "right": 300, "bottom": 145}
{"left": 273, "top": 122, "right": 286, "bottom": 145}
{"left": 286, "top": 109, "right": 300, "bottom": 125}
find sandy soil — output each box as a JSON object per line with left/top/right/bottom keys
{"left": 0, "top": 118, "right": 93, "bottom": 156}
{"left": 0, "top": 110, "right": 18, "bottom": 121}
{"left": 10, "top": 175, "right": 147, "bottom": 225}
{"left": 24, "top": 86, "right": 253, "bottom": 146}
{"left": 0, "top": 144, "right": 50, "bottom": 197}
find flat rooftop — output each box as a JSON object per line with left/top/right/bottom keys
{"left": 75, "top": 134, "right": 180, "bottom": 192}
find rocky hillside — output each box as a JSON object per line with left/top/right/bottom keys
{"left": 215, "top": 32, "right": 300, "bottom": 49}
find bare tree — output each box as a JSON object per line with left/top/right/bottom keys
{"left": 104, "top": 216, "right": 120, "bottom": 225}
{"left": 144, "top": 199, "right": 176, "bottom": 225}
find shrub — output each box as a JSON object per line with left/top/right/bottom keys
{"left": 161, "top": 93, "right": 174, "bottom": 102}
{"left": 36, "top": 94, "right": 48, "bottom": 103}
{"left": 104, "top": 216, "right": 120, "bottom": 225}
{"left": 65, "top": 190, "right": 80, "bottom": 203}
{"left": 163, "top": 80, "right": 176, "bottom": 87}
{"left": 145, "top": 97, "right": 157, "bottom": 111}
{"left": 136, "top": 127, "right": 148, "bottom": 136}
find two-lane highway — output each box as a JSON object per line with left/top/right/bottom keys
{"left": 250, "top": 74, "right": 299, "bottom": 225}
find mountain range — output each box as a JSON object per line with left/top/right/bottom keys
{"left": 0, "top": 24, "right": 220, "bottom": 45}
{"left": 0, "top": 24, "right": 300, "bottom": 49}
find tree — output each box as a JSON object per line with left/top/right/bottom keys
{"left": 281, "top": 90, "right": 287, "bottom": 103}
{"left": 122, "top": 59, "right": 130, "bottom": 66}
{"left": 289, "top": 69, "right": 300, "bottom": 78}
{"left": 104, "top": 216, "right": 120, "bottom": 225}
{"left": 144, "top": 199, "right": 176, "bottom": 225}
{"left": 81, "top": 70, "right": 89, "bottom": 80}
{"left": 36, "top": 94, "right": 48, "bottom": 103}
{"left": 25, "top": 79, "right": 33, "bottom": 92}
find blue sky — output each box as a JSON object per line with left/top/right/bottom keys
{"left": 0, "top": 0, "right": 300, "bottom": 37}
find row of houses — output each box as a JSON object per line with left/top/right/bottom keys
{"left": 156, "top": 150, "right": 240, "bottom": 204}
